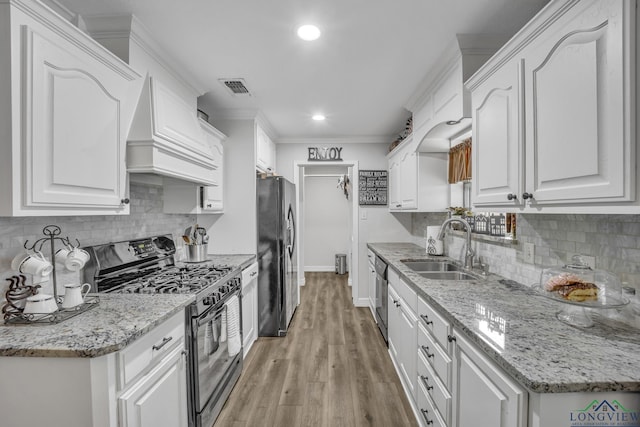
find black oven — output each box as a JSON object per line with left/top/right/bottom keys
{"left": 186, "top": 275, "right": 243, "bottom": 427}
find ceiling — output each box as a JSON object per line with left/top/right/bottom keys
{"left": 56, "top": 0, "right": 550, "bottom": 142}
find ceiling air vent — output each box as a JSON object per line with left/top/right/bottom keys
{"left": 219, "top": 78, "right": 251, "bottom": 96}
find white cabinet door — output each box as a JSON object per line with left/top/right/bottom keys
{"left": 388, "top": 282, "right": 417, "bottom": 401}
{"left": 398, "top": 299, "right": 418, "bottom": 399}
{"left": 469, "top": 0, "right": 637, "bottom": 212}
{"left": 388, "top": 155, "right": 402, "bottom": 210}
{"left": 256, "top": 125, "right": 275, "bottom": 173}
{"left": 119, "top": 345, "right": 188, "bottom": 427}
{"left": 387, "top": 286, "right": 402, "bottom": 366}
{"left": 452, "top": 332, "right": 527, "bottom": 427}
{"left": 200, "top": 120, "right": 225, "bottom": 212}
{"left": 5, "top": 6, "right": 141, "bottom": 216}
{"left": 471, "top": 59, "right": 523, "bottom": 208}
{"left": 523, "top": 0, "right": 634, "bottom": 205}
{"left": 399, "top": 150, "right": 418, "bottom": 210}
{"left": 242, "top": 263, "right": 259, "bottom": 356}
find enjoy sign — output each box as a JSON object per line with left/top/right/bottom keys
{"left": 308, "top": 147, "right": 343, "bottom": 161}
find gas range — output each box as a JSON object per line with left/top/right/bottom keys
{"left": 82, "top": 234, "right": 244, "bottom": 427}
{"left": 82, "top": 235, "right": 240, "bottom": 308}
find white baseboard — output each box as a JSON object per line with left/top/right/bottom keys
{"left": 353, "top": 296, "right": 369, "bottom": 307}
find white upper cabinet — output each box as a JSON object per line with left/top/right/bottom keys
{"left": 199, "top": 119, "right": 225, "bottom": 212}
{"left": 0, "top": 0, "right": 142, "bottom": 216}
{"left": 256, "top": 124, "right": 276, "bottom": 173}
{"left": 387, "top": 136, "right": 450, "bottom": 212}
{"left": 468, "top": 0, "right": 638, "bottom": 212}
{"left": 471, "top": 59, "right": 523, "bottom": 206}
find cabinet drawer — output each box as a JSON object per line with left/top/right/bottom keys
{"left": 417, "top": 350, "right": 451, "bottom": 425}
{"left": 417, "top": 379, "right": 447, "bottom": 427}
{"left": 418, "top": 296, "right": 451, "bottom": 352}
{"left": 388, "top": 268, "right": 417, "bottom": 312}
{"left": 418, "top": 322, "right": 452, "bottom": 388}
{"left": 242, "top": 262, "right": 258, "bottom": 285}
{"left": 118, "top": 311, "right": 185, "bottom": 389}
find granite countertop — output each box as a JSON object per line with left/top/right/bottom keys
{"left": 0, "top": 254, "right": 256, "bottom": 358}
{"left": 368, "top": 242, "right": 640, "bottom": 393}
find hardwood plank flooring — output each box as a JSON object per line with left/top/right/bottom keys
{"left": 213, "top": 272, "right": 418, "bottom": 427}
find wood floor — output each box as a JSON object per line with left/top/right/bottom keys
{"left": 213, "top": 272, "right": 418, "bottom": 427}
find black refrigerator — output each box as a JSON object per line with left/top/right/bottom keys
{"left": 256, "top": 175, "right": 299, "bottom": 336}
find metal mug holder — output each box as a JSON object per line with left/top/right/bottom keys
{"left": 23, "top": 225, "right": 79, "bottom": 304}
{"left": 2, "top": 225, "right": 100, "bottom": 325}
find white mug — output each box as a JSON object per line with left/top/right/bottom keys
{"left": 11, "top": 251, "right": 53, "bottom": 277}
{"left": 54, "top": 247, "right": 71, "bottom": 265}
{"left": 61, "top": 283, "right": 91, "bottom": 309}
{"left": 64, "top": 248, "right": 90, "bottom": 271}
{"left": 23, "top": 293, "right": 58, "bottom": 314}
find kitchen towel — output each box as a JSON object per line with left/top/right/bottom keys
{"left": 220, "top": 311, "right": 227, "bottom": 342}
{"left": 225, "top": 294, "right": 242, "bottom": 357}
{"left": 425, "top": 226, "right": 444, "bottom": 255}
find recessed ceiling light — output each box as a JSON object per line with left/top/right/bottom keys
{"left": 312, "top": 114, "right": 326, "bottom": 121}
{"left": 297, "top": 25, "right": 321, "bottom": 41}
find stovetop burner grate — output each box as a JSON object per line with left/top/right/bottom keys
{"left": 98, "top": 264, "right": 234, "bottom": 294}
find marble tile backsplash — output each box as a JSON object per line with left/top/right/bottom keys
{"left": 0, "top": 183, "right": 194, "bottom": 296}
{"left": 412, "top": 213, "right": 640, "bottom": 291}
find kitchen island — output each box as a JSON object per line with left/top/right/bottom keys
{"left": 369, "top": 242, "right": 640, "bottom": 427}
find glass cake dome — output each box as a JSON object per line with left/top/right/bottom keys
{"left": 536, "top": 255, "right": 628, "bottom": 327}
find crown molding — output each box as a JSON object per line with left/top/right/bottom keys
{"left": 276, "top": 136, "right": 392, "bottom": 145}
{"left": 81, "top": 14, "right": 208, "bottom": 97}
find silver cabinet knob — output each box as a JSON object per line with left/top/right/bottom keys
{"left": 121, "top": 198, "right": 130, "bottom": 205}
{"left": 522, "top": 192, "right": 533, "bottom": 200}
{"left": 507, "top": 193, "right": 517, "bottom": 201}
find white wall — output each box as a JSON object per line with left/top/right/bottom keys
{"left": 303, "top": 174, "right": 351, "bottom": 271}
{"left": 277, "top": 142, "right": 413, "bottom": 306}
{"left": 197, "top": 118, "right": 257, "bottom": 254}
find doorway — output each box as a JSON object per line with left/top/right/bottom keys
{"left": 294, "top": 160, "right": 359, "bottom": 304}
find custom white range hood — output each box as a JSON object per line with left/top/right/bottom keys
{"left": 127, "top": 75, "right": 217, "bottom": 185}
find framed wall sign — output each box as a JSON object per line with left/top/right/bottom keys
{"left": 359, "top": 170, "right": 387, "bottom": 205}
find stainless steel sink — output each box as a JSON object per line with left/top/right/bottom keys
{"left": 417, "top": 271, "right": 477, "bottom": 281}
{"left": 402, "top": 260, "right": 462, "bottom": 272}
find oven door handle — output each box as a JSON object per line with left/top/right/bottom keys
{"left": 198, "top": 305, "right": 225, "bottom": 327}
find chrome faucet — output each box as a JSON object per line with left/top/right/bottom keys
{"left": 437, "top": 218, "right": 475, "bottom": 269}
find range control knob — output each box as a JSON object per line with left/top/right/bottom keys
{"left": 203, "top": 295, "right": 215, "bottom": 306}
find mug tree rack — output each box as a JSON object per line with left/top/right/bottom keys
{"left": 3, "top": 225, "right": 99, "bottom": 325}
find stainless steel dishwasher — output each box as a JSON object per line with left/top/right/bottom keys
{"left": 374, "top": 256, "right": 388, "bottom": 344}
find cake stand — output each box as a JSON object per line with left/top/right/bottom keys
{"left": 533, "top": 286, "right": 629, "bottom": 327}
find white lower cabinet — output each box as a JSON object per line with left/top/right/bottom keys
{"left": 413, "top": 295, "right": 526, "bottom": 427}
{"left": 452, "top": 331, "right": 527, "bottom": 427}
{"left": 118, "top": 344, "right": 188, "bottom": 427}
{"left": 242, "top": 262, "right": 259, "bottom": 357}
{"left": 388, "top": 269, "right": 418, "bottom": 400}
{"left": 0, "top": 311, "right": 187, "bottom": 427}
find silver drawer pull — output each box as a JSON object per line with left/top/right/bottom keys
{"left": 420, "top": 375, "right": 433, "bottom": 391}
{"left": 421, "top": 345, "right": 434, "bottom": 358}
{"left": 250, "top": 271, "right": 257, "bottom": 277}
{"left": 420, "top": 409, "right": 434, "bottom": 425}
{"left": 152, "top": 336, "right": 173, "bottom": 351}
{"left": 420, "top": 314, "right": 433, "bottom": 325}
